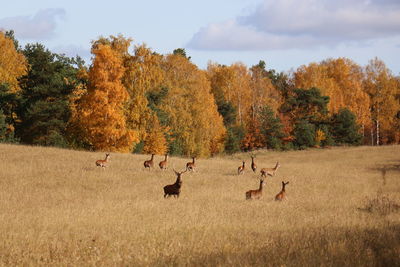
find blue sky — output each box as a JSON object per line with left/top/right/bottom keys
{"left": 1, "top": 0, "right": 400, "bottom": 74}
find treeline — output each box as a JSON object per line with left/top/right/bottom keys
{"left": 1, "top": 32, "right": 399, "bottom": 156}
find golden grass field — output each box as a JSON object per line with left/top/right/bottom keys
{"left": 0, "top": 144, "right": 399, "bottom": 266}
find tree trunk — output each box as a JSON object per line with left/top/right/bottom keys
{"left": 376, "top": 105, "right": 380, "bottom": 146}
{"left": 370, "top": 124, "right": 374, "bottom": 146}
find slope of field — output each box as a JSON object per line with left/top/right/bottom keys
{"left": 0, "top": 144, "right": 399, "bottom": 266}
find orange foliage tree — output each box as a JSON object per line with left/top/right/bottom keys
{"left": 0, "top": 31, "right": 28, "bottom": 93}
{"left": 142, "top": 114, "right": 168, "bottom": 154}
{"left": 0, "top": 31, "right": 28, "bottom": 136}
{"left": 69, "top": 43, "right": 137, "bottom": 152}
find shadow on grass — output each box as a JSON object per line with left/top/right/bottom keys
{"left": 152, "top": 225, "right": 400, "bottom": 267}
{"left": 369, "top": 160, "right": 400, "bottom": 185}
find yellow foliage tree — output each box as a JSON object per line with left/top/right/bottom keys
{"left": 124, "top": 44, "right": 164, "bottom": 140}
{"left": 249, "top": 63, "right": 282, "bottom": 127}
{"left": 142, "top": 114, "right": 168, "bottom": 155}
{"left": 363, "top": 58, "right": 400, "bottom": 145}
{"left": 71, "top": 43, "right": 137, "bottom": 152}
{"left": 0, "top": 31, "right": 28, "bottom": 93}
{"left": 294, "top": 58, "right": 371, "bottom": 132}
{"left": 161, "top": 54, "right": 226, "bottom": 157}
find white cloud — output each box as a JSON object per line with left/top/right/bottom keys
{"left": 187, "top": 0, "right": 400, "bottom": 50}
{"left": 0, "top": 8, "right": 65, "bottom": 40}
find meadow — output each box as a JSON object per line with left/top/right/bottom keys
{"left": 0, "top": 144, "right": 399, "bottom": 266}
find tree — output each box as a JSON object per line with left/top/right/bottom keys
{"left": 294, "top": 120, "right": 316, "bottom": 149}
{"left": 241, "top": 112, "right": 265, "bottom": 151}
{"left": 161, "top": 54, "right": 226, "bottom": 157}
{"left": 173, "top": 48, "right": 191, "bottom": 60}
{"left": 280, "top": 87, "right": 329, "bottom": 124}
{"left": 124, "top": 43, "right": 165, "bottom": 143}
{"left": 294, "top": 58, "right": 371, "bottom": 136}
{"left": 0, "top": 110, "right": 7, "bottom": 142}
{"left": 71, "top": 43, "right": 137, "bottom": 152}
{"left": 363, "top": 58, "right": 399, "bottom": 145}
{"left": 0, "top": 31, "right": 27, "bottom": 93}
{"left": 17, "top": 44, "right": 80, "bottom": 147}
{"left": 224, "top": 125, "right": 245, "bottom": 154}
{"left": 142, "top": 114, "right": 168, "bottom": 154}
{"left": 249, "top": 61, "right": 281, "bottom": 116}
{"left": 207, "top": 62, "right": 252, "bottom": 126}
{"left": 258, "top": 105, "right": 285, "bottom": 149}
{"left": 330, "top": 108, "right": 362, "bottom": 145}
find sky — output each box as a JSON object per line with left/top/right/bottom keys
{"left": 1, "top": 0, "right": 400, "bottom": 74}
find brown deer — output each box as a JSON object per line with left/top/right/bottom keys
{"left": 245, "top": 178, "right": 265, "bottom": 200}
{"left": 238, "top": 161, "right": 245, "bottom": 175}
{"left": 159, "top": 154, "right": 168, "bottom": 170}
{"left": 95, "top": 153, "right": 110, "bottom": 168}
{"left": 251, "top": 155, "right": 257, "bottom": 173}
{"left": 144, "top": 154, "right": 155, "bottom": 170}
{"left": 275, "top": 181, "right": 289, "bottom": 201}
{"left": 260, "top": 162, "right": 280, "bottom": 177}
{"left": 163, "top": 169, "right": 187, "bottom": 198}
{"left": 186, "top": 157, "right": 196, "bottom": 172}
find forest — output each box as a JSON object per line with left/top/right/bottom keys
{"left": 1, "top": 31, "right": 399, "bottom": 157}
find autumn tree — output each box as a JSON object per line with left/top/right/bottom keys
{"left": 294, "top": 58, "right": 371, "bottom": 136}
{"left": 363, "top": 58, "right": 400, "bottom": 145}
{"left": 161, "top": 54, "right": 225, "bottom": 157}
{"left": 70, "top": 43, "right": 136, "bottom": 152}
{"left": 249, "top": 61, "right": 281, "bottom": 116}
{"left": 124, "top": 43, "right": 165, "bottom": 143}
{"left": 207, "top": 63, "right": 243, "bottom": 153}
{"left": 142, "top": 114, "right": 168, "bottom": 155}
{"left": 0, "top": 31, "right": 27, "bottom": 93}
{"left": 0, "top": 31, "right": 27, "bottom": 138}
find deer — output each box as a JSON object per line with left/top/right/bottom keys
{"left": 275, "top": 181, "right": 289, "bottom": 201}
{"left": 245, "top": 178, "right": 265, "bottom": 200}
{"left": 95, "top": 153, "right": 110, "bottom": 168}
{"left": 238, "top": 161, "right": 245, "bottom": 175}
{"left": 251, "top": 155, "right": 257, "bottom": 173}
{"left": 159, "top": 154, "right": 168, "bottom": 170}
{"left": 260, "top": 162, "right": 280, "bottom": 177}
{"left": 163, "top": 169, "right": 187, "bottom": 198}
{"left": 144, "top": 154, "right": 155, "bottom": 170}
{"left": 186, "top": 157, "right": 196, "bottom": 172}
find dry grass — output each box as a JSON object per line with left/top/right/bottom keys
{"left": 0, "top": 144, "right": 399, "bottom": 266}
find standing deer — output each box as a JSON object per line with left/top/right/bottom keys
{"left": 159, "top": 154, "right": 168, "bottom": 170}
{"left": 144, "top": 154, "right": 155, "bottom": 170}
{"left": 238, "top": 161, "right": 245, "bottom": 175}
{"left": 275, "top": 181, "right": 289, "bottom": 201}
{"left": 245, "top": 178, "right": 265, "bottom": 200}
{"left": 251, "top": 155, "right": 257, "bottom": 173}
{"left": 186, "top": 157, "right": 196, "bottom": 172}
{"left": 260, "top": 162, "right": 280, "bottom": 177}
{"left": 163, "top": 169, "right": 187, "bottom": 198}
{"left": 95, "top": 153, "right": 110, "bottom": 168}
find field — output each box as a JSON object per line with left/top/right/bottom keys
{"left": 0, "top": 144, "right": 399, "bottom": 266}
